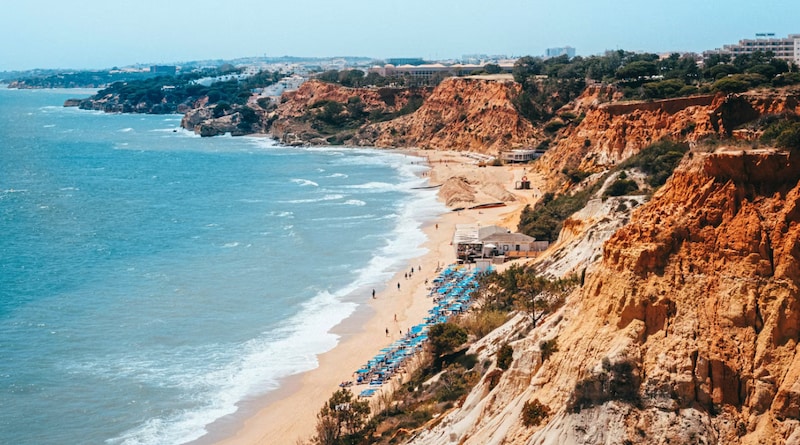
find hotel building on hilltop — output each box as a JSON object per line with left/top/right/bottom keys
{"left": 545, "top": 46, "right": 576, "bottom": 59}
{"left": 705, "top": 33, "right": 800, "bottom": 65}
{"left": 368, "top": 62, "right": 516, "bottom": 84}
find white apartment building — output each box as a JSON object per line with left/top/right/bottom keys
{"left": 707, "top": 34, "right": 800, "bottom": 65}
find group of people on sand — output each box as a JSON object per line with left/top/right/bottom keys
{"left": 372, "top": 264, "right": 429, "bottom": 338}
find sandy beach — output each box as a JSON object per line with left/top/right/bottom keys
{"left": 206, "top": 150, "right": 539, "bottom": 445}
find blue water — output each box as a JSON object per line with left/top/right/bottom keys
{"left": 0, "top": 88, "right": 444, "bottom": 444}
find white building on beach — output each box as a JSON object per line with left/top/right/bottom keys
{"left": 453, "top": 224, "right": 547, "bottom": 263}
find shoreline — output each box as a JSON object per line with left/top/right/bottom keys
{"left": 200, "top": 150, "right": 537, "bottom": 445}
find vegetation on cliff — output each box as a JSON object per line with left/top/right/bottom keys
{"left": 759, "top": 113, "right": 800, "bottom": 150}
{"left": 306, "top": 269, "right": 577, "bottom": 445}
{"left": 509, "top": 50, "right": 799, "bottom": 128}
{"left": 518, "top": 140, "right": 689, "bottom": 241}
{"left": 8, "top": 69, "right": 166, "bottom": 89}
{"left": 298, "top": 91, "right": 426, "bottom": 143}
{"left": 77, "top": 67, "right": 283, "bottom": 114}
{"left": 315, "top": 68, "right": 433, "bottom": 88}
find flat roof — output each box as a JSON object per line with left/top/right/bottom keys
{"left": 453, "top": 224, "right": 481, "bottom": 245}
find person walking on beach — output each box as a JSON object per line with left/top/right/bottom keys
{"left": 397, "top": 282, "right": 400, "bottom": 290}
{"left": 385, "top": 328, "right": 389, "bottom": 337}
{"left": 372, "top": 289, "right": 375, "bottom": 299}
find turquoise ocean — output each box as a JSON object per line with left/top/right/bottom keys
{"left": 0, "top": 88, "right": 444, "bottom": 444}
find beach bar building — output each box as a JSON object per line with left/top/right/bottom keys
{"left": 453, "top": 224, "right": 483, "bottom": 263}
{"left": 501, "top": 149, "right": 543, "bottom": 163}
{"left": 453, "top": 224, "right": 547, "bottom": 263}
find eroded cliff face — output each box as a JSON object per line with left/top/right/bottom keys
{"left": 266, "top": 76, "right": 540, "bottom": 152}
{"left": 269, "top": 80, "right": 430, "bottom": 144}
{"left": 353, "top": 77, "right": 541, "bottom": 153}
{"left": 535, "top": 87, "right": 800, "bottom": 187}
{"left": 407, "top": 148, "right": 800, "bottom": 445}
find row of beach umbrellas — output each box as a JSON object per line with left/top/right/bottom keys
{"left": 353, "top": 265, "right": 487, "bottom": 398}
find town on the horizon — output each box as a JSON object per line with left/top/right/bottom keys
{"left": 2, "top": 32, "right": 799, "bottom": 88}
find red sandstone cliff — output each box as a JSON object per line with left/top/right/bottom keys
{"left": 407, "top": 148, "right": 800, "bottom": 444}
{"left": 269, "top": 80, "right": 430, "bottom": 145}
{"left": 354, "top": 77, "right": 541, "bottom": 152}
{"left": 535, "top": 87, "right": 800, "bottom": 187}
{"left": 267, "top": 76, "right": 540, "bottom": 151}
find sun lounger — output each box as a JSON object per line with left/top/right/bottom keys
{"left": 359, "top": 389, "right": 376, "bottom": 398}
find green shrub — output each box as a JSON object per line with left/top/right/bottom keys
{"left": 256, "top": 97, "right": 273, "bottom": 110}
{"left": 567, "top": 359, "right": 640, "bottom": 413}
{"left": 641, "top": 79, "right": 689, "bottom": 99}
{"left": 521, "top": 399, "right": 550, "bottom": 427}
{"left": 540, "top": 338, "right": 558, "bottom": 361}
{"left": 212, "top": 101, "right": 231, "bottom": 118}
{"left": 559, "top": 111, "right": 577, "bottom": 121}
{"left": 428, "top": 323, "right": 468, "bottom": 357}
{"left": 761, "top": 117, "right": 800, "bottom": 150}
{"left": 434, "top": 365, "right": 479, "bottom": 402}
{"left": 455, "top": 353, "right": 479, "bottom": 370}
{"left": 603, "top": 178, "right": 639, "bottom": 197}
{"left": 562, "top": 168, "right": 590, "bottom": 183}
{"left": 773, "top": 72, "right": 800, "bottom": 87}
{"left": 712, "top": 77, "right": 750, "bottom": 93}
{"left": 544, "top": 119, "right": 566, "bottom": 133}
{"left": 537, "top": 139, "right": 551, "bottom": 150}
{"left": 518, "top": 181, "right": 601, "bottom": 241}
{"left": 396, "top": 94, "right": 425, "bottom": 116}
{"left": 497, "top": 343, "right": 514, "bottom": 370}
{"left": 462, "top": 310, "right": 507, "bottom": 337}
{"left": 776, "top": 122, "right": 800, "bottom": 150}
{"left": 617, "top": 140, "right": 689, "bottom": 187}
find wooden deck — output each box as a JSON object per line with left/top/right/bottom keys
{"left": 505, "top": 251, "right": 542, "bottom": 259}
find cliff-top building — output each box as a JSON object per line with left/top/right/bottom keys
{"left": 368, "top": 62, "right": 515, "bottom": 85}
{"left": 545, "top": 46, "right": 576, "bottom": 59}
{"left": 705, "top": 33, "right": 800, "bottom": 65}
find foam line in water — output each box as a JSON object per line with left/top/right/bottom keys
{"left": 290, "top": 178, "right": 319, "bottom": 187}
{"left": 107, "top": 289, "right": 358, "bottom": 445}
{"left": 107, "top": 150, "right": 442, "bottom": 445}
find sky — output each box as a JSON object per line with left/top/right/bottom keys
{"left": 1, "top": 0, "right": 799, "bottom": 71}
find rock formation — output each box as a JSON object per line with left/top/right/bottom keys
{"left": 406, "top": 148, "right": 800, "bottom": 444}
{"left": 183, "top": 76, "right": 541, "bottom": 148}
{"left": 259, "top": 76, "right": 541, "bottom": 151}
{"left": 266, "top": 80, "right": 430, "bottom": 145}
{"left": 534, "top": 87, "right": 800, "bottom": 187}
{"left": 181, "top": 103, "right": 268, "bottom": 137}
{"left": 355, "top": 77, "right": 541, "bottom": 152}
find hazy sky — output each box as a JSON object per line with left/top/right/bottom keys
{"left": 1, "top": 0, "right": 798, "bottom": 71}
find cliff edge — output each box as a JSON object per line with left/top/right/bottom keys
{"left": 354, "top": 76, "right": 540, "bottom": 153}
{"left": 534, "top": 87, "right": 800, "bottom": 188}
{"left": 407, "top": 148, "right": 800, "bottom": 445}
